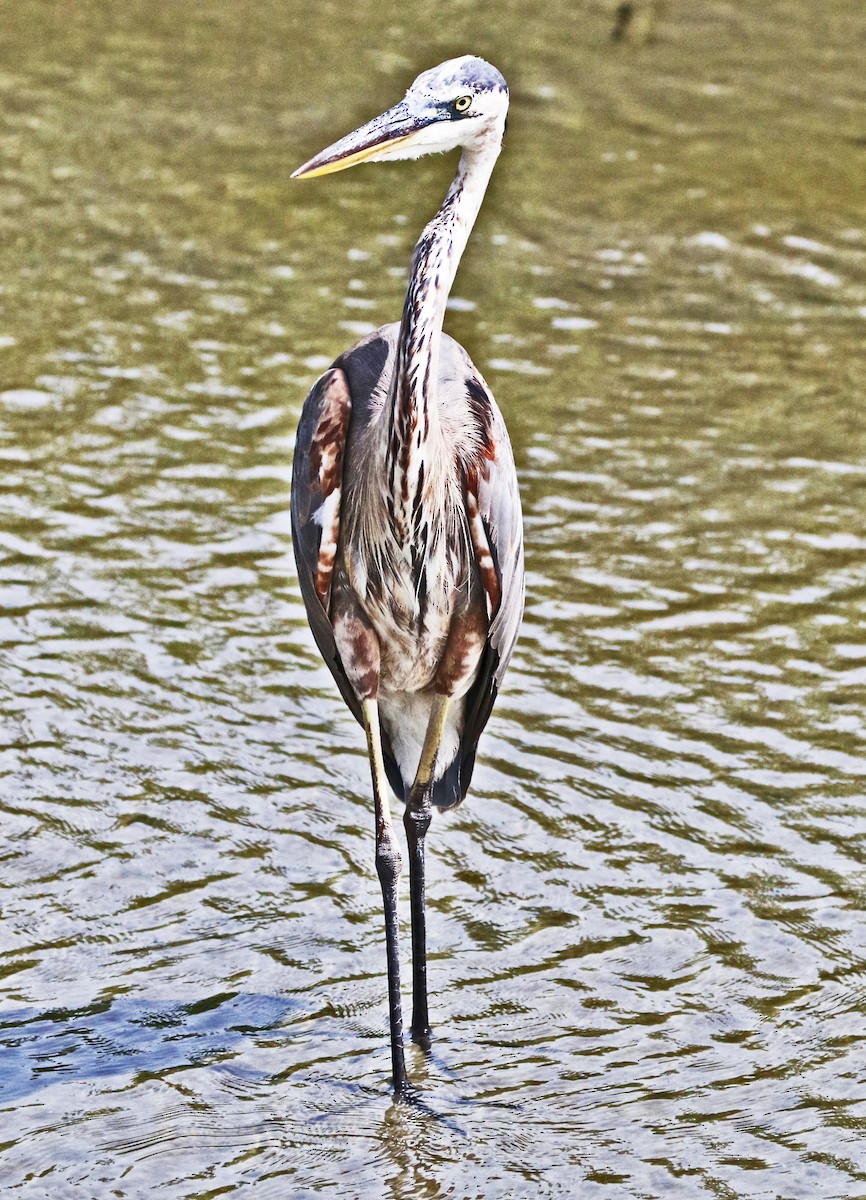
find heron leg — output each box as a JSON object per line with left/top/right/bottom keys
{"left": 362, "top": 698, "right": 409, "bottom": 1099}
{"left": 403, "top": 693, "right": 450, "bottom": 1047}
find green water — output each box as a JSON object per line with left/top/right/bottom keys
{"left": 1, "top": 2, "right": 865, "bottom": 1196}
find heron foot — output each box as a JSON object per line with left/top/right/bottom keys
{"left": 392, "top": 1078, "right": 419, "bottom": 1105}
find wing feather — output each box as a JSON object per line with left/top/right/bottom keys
{"left": 291, "top": 337, "right": 407, "bottom": 802}
{"left": 434, "top": 369, "right": 525, "bottom": 809}
{"left": 290, "top": 367, "right": 363, "bottom": 725}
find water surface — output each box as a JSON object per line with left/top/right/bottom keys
{"left": 1, "top": 1, "right": 866, "bottom": 1196}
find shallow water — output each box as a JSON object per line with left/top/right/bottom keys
{"left": 1, "top": 1, "right": 865, "bottom": 1196}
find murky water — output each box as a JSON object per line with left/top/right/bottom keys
{"left": 2, "top": 1, "right": 865, "bottom": 1196}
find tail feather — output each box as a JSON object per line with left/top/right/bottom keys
{"left": 430, "top": 748, "right": 476, "bottom": 811}
{"left": 380, "top": 738, "right": 475, "bottom": 811}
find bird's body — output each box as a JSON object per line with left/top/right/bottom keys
{"left": 290, "top": 55, "right": 524, "bottom": 1097}
{"left": 293, "top": 323, "right": 522, "bottom": 809}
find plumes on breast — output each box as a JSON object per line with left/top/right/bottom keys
{"left": 345, "top": 487, "right": 471, "bottom": 692}
{"left": 335, "top": 327, "right": 490, "bottom": 694}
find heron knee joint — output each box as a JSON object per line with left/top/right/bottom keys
{"left": 375, "top": 835, "right": 402, "bottom": 884}
{"left": 403, "top": 805, "right": 432, "bottom": 841}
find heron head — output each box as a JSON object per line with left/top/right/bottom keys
{"left": 292, "top": 56, "right": 509, "bottom": 180}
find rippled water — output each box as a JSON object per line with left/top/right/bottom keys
{"left": 2, "top": 1, "right": 865, "bottom": 1196}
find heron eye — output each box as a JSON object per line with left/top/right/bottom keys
{"left": 453, "top": 95, "right": 472, "bottom": 113}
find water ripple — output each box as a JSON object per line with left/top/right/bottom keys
{"left": 1, "top": 3, "right": 866, "bottom": 1197}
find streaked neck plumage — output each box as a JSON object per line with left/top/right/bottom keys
{"left": 385, "top": 133, "right": 502, "bottom": 549}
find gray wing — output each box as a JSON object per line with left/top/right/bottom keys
{"left": 290, "top": 365, "right": 364, "bottom": 726}
{"left": 291, "top": 334, "right": 408, "bottom": 799}
{"left": 435, "top": 370, "right": 525, "bottom": 809}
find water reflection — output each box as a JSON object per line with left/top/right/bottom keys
{"left": 0, "top": 994, "right": 296, "bottom": 1102}
{"left": 1, "top": 0, "right": 866, "bottom": 1196}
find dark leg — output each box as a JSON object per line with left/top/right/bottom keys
{"left": 362, "top": 698, "right": 409, "bottom": 1099}
{"left": 403, "top": 694, "right": 450, "bottom": 1047}
{"left": 404, "top": 790, "right": 432, "bottom": 1045}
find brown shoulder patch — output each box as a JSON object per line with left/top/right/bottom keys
{"left": 310, "top": 370, "right": 352, "bottom": 497}
{"left": 309, "top": 370, "right": 352, "bottom": 609}
{"left": 466, "top": 486, "right": 501, "bottom": 620}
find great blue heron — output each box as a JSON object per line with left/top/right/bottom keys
{"left": 290, "top": 55, "right": 524, "bottom": 1099}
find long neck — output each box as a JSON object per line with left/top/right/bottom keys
{"left": 385, "top": 138, "right": 500, "bottom": 547}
